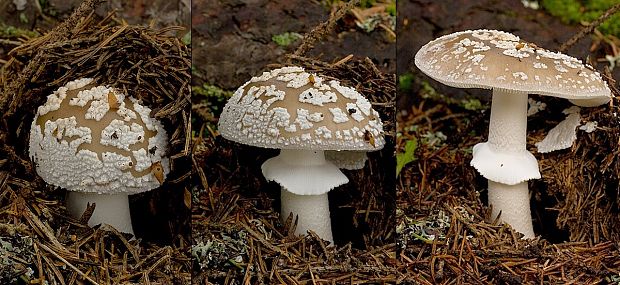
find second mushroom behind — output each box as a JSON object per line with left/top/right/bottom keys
{"left": 218, "top": 66, "right": 385, "bottom": 243}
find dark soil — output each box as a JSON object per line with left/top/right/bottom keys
{"left": 0, "top": 0, "right": 190, "bottom": 29}
{"left": 192, "top": 0, "right": 395, "bottom": 89}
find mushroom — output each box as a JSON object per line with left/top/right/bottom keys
{"left": 29, "top": 78, "right": 169, "bottom": 235}
{"left": 414, "top": 30, "right": 611, "bottom": 238}
{"left": 324, "top": 150, "right": 369, "bottom": 170}
{"left": 535, "top": 106, "right": 582, "bottom": 153}
{"left": 218, "top": 66, "right": 385, "bottom": 242}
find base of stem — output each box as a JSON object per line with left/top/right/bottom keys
{"left": 281, "top": 189, "right": 333, "bottom": 243}
{"left": 488, "top": 181, "right": 534, "bottom": 239}
{"left": 66, "top": 192, "right": 134, "bottom": 235}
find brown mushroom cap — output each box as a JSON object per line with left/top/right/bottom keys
{"left": 29, "top": 78, "right": 169, "bottom": 194}
{"left": 415, "top": 29, "right": 611, "bottom": 106}
{"left": 218, "top": 66, "right": 385, "bottom": 151}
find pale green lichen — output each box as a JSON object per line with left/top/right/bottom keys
{"left": 271, "top": 32, "right": 303, "bottom": 47}
{"left": 193, "top": 231, "right": 248, "bottom": 271}
{"left": 420, "top": 131, "right": 446, "bottom": 148}
{"left": 607, "top": 274, "right": 620, "bottom": 284}
{"left": 397, "top": 210, "right": 452, "bottom": 247}
{"left": 398, "top": 208, "right": 475, "bottom": 249}
{"left": 0, "top": 23, "right": 39, "bottom": 38}
{"left": 0, "top": 234, "right": 35, "bottom": 284}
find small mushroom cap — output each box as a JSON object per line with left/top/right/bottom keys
{"left": 29, "top": 78, "right": 170, "bottom": 194}
{"left": 535, "top": 107, "right": 581, "bottom": 153}
{"left": 415, "top": 29, "right": 611, "bottom": 106}
{"left": 325, "top": 150, "right": 368, "bottom": 170}
{"left": 218, "top": 66, "right": 385, "bottom": 151}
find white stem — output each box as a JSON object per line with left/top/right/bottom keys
{"left": 488, "top": 90, "right": 528, "bottom": 152}
{"left": 472, "top": 90, "right": 536, "bottom": 238}
{"left": 488, "top": 181, "right": 534, "bottom": 239}
{"left": 262, "top": 149, "right": 348, "bottom": 243}
{"left": 281, "top": 189, "right": 333, "bottom": 243}
{"left": 471, "top": 91, "right": 540, "bottom": 183}
{"left": 66, "top": 192, "right": 134, "bottom": 235}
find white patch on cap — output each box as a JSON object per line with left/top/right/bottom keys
{"left": 329, "top": 108, "right": 349, "bottom": 123}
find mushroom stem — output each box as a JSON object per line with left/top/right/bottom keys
{"left": 471, "top": 90, "right": 540, "bottom": 185}
{"left": 281, "top": 189, "right": 333, "bottom": 242}
{"left": 262, "top": 149, "right": 348, "bottom": 243}
{"left": 66, "top": 192, "right": 134, "bottom": 235}
{"left": 488, "top": 181, "right": 535, "bottom": 238}
{"left": 488, "top": 90, "right": 528, "bottom": 152}
{"left": 478, "top": 90, "right": 536, "bottom": 238}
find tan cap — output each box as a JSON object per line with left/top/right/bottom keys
{"left": 29, "top": 78, "right": 169, "bottom": 194}
{"left": 218, "top": 66, "right": 385, "bottom": 151}
{"left": 415, "top": 29, "right": 611, "bottom": 106}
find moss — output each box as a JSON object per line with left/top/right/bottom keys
{"left": 0, "top": 23, "right": 39, "bottom": 38}
{"left": 193, "top": 84, "right": 232, "bottom": 101}
{"left": 360, "top": 0, "right": 377, "bottom": 9}
{"left": 398, "top": 72, "right": 414, "bottom": 92}
{"left": 460, "top": 98, "right": 484, "bottom": 111}
{"left": 192, "top": 84, "right": 233, "bottom": 136}
{"left": 419, "top": 80, "right": 439, "bottom": 99}
{"left": 193, "top": 84, "right": 232, "bottom": 112}
{"left": 271, "top": 32, "right": 303, "bottom": 47}
{"left": 386, "top": 2, "right": 396, "bottom": 16}
{"left": 541, "top": 0, "right": 620, "bottom": 37}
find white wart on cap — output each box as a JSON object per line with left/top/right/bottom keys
{"left": 29, "top": 78, "right": 169, "bottom": 194}
{"left": 415, "top": 29, "right": 611, "bottom": 107}
{"left": 218, "top": 66, "right": 385, "bottom": 151}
